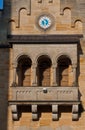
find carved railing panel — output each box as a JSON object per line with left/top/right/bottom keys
{"left": 12, "top": 87, "right": 79, "bottom": 102}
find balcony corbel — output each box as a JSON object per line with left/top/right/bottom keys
{"left": 72, "top": 104, "right": 79, "bottom": 121}
{"left": 32, "top": 105, "right": 38, "bottom": 120}
{"left": 11, "top": 105, "right": 18, "bottom": 121}
{"left": 52, "top": 105, "right": 58, "bottom": 121}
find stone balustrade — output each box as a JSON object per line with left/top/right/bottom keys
{"left": 12, "top": 87, "right": 79, "bottom": 102}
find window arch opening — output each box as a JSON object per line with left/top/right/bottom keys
{"left": 58, "top": 56, "right": 72, "bottom": 87}
{"left": 17, "top": 56, "right": 32, "bottom": 86}
{"left": 37, "top": 56, "right": 52, "bottom": 87}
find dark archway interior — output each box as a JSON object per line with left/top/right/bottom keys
{"left": 17, "top": 56, "right": 32, "bottom": 86}
{"left": 38, "top": 56, "right": 52, "bottom": 86}
{"left": 58, "top": 56, "right": 71, "bottom": 87}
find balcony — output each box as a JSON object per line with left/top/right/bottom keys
{"left": 9, "top": 87, "right": 80, "bottom": 121}
{"left": 11, "top": 86, "right": 79, "bottom": 104}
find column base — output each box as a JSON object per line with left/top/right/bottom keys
{"left": 32, "top": 83, "right": 37, "bottom": 87}
{"left": 11, "top": 82, "right": 17, "bottom": 87}
{"left": 52, "top": 83, "right": 58, "bottom": 87}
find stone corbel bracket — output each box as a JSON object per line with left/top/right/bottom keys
{"left": 11, "top": 105, "right": 18, "bottom": 121}
{"left": 32, "top": 105, "right": 38, "bottom": 120}
{"left": 72, "top": 105, "right": 79, "bottom": 121}
{"left": 52, "top": 105, "right": 58, "bottom": 121}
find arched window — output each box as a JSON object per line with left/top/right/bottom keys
{"left": 37, "top": 55, "right": 52, "bottom": 86}
{"left": 58, "top": 55, "right": 72, "bottom": 87}
{"left": 17, "top": 55, "right": 32, "bottom": 86}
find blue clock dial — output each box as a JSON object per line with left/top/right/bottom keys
{"left": 39, "top": 16, "right": 52, "bottom": 29}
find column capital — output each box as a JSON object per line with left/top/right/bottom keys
{"left": 32, "top": 63, "right": 37, "bottom": 68}
{"left": 72, "top": 64, "right": 77, "bottom": 68}
{"left": 12, "top": 62, "right": 17, "bottom": 68}
{"left": 52, "top": 63, "right": 57, "bottom": 69}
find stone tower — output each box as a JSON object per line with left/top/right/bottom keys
{"left": 0, "top": 0, "right": 85, "bottom": 130}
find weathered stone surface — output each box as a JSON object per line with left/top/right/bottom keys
{"left": 1, "top": 0, "right": 85, "bottom": 130}
{"left": 57, "top": 126, "right": 73, "bottom": 130}
{"left": 38, "top": 126, "right": 53, "bottom": 130}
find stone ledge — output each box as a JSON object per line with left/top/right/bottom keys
{"left": 7, "top": 34, "right": 83, "bottom": 44}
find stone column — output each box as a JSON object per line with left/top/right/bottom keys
{"left": 32, "top": 64, "right": 37, "bottom": 86}
{"left": 72, "top": 64, "right": 77, "bottom": 86}
{"left": 52, "top": 64, "right": 58, "bottom": 86}
{"left": 12, "top": 64, "right": 17, "bottom": 87}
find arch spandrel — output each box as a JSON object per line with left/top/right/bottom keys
{"left": 56, "top": 53, "right": 73, "bottom": 65}
{"left": 35, "top": 53, "right": 52, "bottom": 66}
{"left": 14, "top": 53, "right": 32, "bottom": 65}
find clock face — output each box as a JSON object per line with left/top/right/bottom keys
{"left": 38, "top": 16, "right": 52, "bottom": 30}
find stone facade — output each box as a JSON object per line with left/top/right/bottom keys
{"left": 0, "top": 0, "right": 85, "bottom": 130}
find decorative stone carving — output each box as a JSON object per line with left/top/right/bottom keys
{"left": 12, "top": 87, "right": 79, "bottom": 101}
{"left": 11, "top": 105, "right": 18, "bottom": 120}
{"left": 32, "top": 105, "right": 38, "bottom": 120}
{"left": 52, "top": 105, "right": 58, "bottom": 120}
{"left": 72, "top": 105, "right": 79, "bottom": 120}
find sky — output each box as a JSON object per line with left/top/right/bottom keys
{"left": 0, "top": 0, "right": 3, "bottom": 9}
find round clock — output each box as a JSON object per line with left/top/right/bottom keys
{"left": 38, "top": 16, "right": 52, "bottom": 30}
